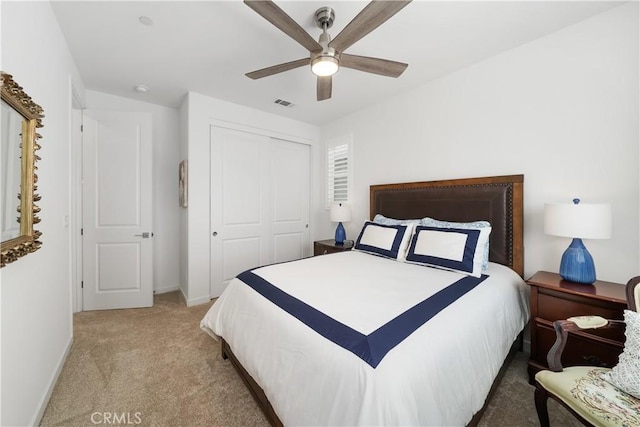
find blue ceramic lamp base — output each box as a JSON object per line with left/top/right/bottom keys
{"left": 334, "top": 222, "right": 346, "bottom": 245}
{"left": 559, "top": 238, "right": 596, "bottom": 284}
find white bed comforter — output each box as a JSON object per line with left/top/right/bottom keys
{"left": 201, "top": 251, "right": 529, "bottom": 426}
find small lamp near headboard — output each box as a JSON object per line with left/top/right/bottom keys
{"left": 330, "top": 203, "right": 351, "bottom": 246}
{"left": 544, "top": 198, "right": 612, "bottom": 284}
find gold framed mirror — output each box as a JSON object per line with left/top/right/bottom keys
{"left": 1, "top": 72, "right": 44, "bottom": 267}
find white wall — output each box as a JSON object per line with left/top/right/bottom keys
{"left": 180, "top": 92, "right": 320, "bottom": 304}
{"left": 320, "top": 3, "right": 639, "bottom": 284}
{"left": 84, "top": 90, "right": 181, "bottom": 295}
{"left": 1, "top": 1, "right": 85, "bottom": 425}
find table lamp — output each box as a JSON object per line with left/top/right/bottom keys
{"left": 544, "top": 198, "right": 612, "bottom": 284}
{"left": 330, "top": 203, "right": 351, "bottom": 245}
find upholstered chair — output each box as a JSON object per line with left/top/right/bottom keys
{"left": 534, "top": 276, "right": 640, "bottom": 427}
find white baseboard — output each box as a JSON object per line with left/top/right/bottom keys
{"left": 32, "top": 335, "right": 73, "bottom": 426}
{"left": 178, "top": 287, "right": 211, "bottom": 307}
{"left": 186, "top": 295, "right": 212, "bottom": 307}
{"left": 176, "top": 285, "right": 211, "bottom": 307}
{"left": 154, "top": 284, "right": 180, "bottom": 295}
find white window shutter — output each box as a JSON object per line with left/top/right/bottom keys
{"left": 327, "top": 136, "right": 352, "bottom": 207}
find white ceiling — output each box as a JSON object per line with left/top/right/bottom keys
{"left": 51, "top": 1, "right": 622, "bottom": 125}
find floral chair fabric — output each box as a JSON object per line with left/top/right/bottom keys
{"left": 536, "top": 367, "right": 640, "bottom": 427}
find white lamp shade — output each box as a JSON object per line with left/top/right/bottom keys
{"left": 544, "top": 202, "right": 612, "bottom": 239}
{"left": 330, "top": 203, "right": 351, "bottom": 223}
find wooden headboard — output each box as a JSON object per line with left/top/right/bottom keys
{"left": 370, "top": 175, "right": 524, "bottom": 277}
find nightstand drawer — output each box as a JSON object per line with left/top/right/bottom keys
{"left": 526, "top": 271, "right": 627, "bottom": 383}
{"left": 533, "top": 322, "right": 623, "bottom": 369}
{"left": 313, "top": 240, "right": 352, "bottom": 256}
{"left": 537, "top": 290, "right": 625, "bottom": 343}
{"left": 538, "top": 290, "right": 625, "bottom": 320}
{"left": 314, "top": 243, "right": 337, "bottom": 255}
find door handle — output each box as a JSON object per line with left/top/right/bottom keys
{"left": 134, "top": 232, "right": 152, "bottom": 238}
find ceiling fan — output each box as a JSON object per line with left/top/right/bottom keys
{"left": 244, "top": 0, "right": 412, "bottom": 101}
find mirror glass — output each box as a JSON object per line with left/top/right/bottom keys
{"left": 1, "top": 72, "right": 44, "bottom": 268}
{"left": 1, "top": 100, "right": 24, "bottom": 241}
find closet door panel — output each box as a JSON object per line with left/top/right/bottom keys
{"left": 222, "top": 237, "right": 261, "bottom": 283}
{"left": 222, "top": 136, "right": 261, "bottom": 226}
{"left": 273, "top": 233, "right": 304, "bottom": 264}
{"left": 211, "top": 126, "right": 270, "bottom": 296}
{"left": 271, "top": 139, "right": 310, "bottom": 264}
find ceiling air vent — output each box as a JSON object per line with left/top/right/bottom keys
{"left": 274, "top": 99, "right": 294, "bottom": 107}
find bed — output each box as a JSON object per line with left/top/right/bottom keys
{"left": 201, "top": 174, "right": 528, "bottom": 426}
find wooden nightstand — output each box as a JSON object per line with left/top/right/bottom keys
{"left": 313, "top": 239, "right": 353, "bottom": 256}
{"left": 526, "top": 271, "right": 627, "bottom": 383}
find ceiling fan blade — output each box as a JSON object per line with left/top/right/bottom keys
{"left": 246, "top": 58, "right": 309, "bottom": 79}
{"left": 244, "top": 0, "right": 322, "bottom": 52}
{"left": 329, "top": 0, "right": 411, "bottom": 53}
{"left": 340, "top": 54, "right": 408, "bottom": 78}
{"left": 317, "top": 76, "right": 332, "bottom": 101}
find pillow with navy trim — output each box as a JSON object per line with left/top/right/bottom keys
{"left": 373, "top": 214, "right": 422, "bottom": 226}
{"left": 354, "top": 221, "right": 414, "bottom": 261}
{"left": 405, "top": 225, "right": 490, "bottom": 277}
{"left": 421, "top": 218, "right": 492, "bottom": 271}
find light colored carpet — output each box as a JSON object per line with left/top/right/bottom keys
{"left": 41, "top": 291, "right": 581, "bottom": 427}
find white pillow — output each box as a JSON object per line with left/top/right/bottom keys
{"left": 373, "top": 214, "right": 422, "bottom": 226}
{"left": 421, "top": 218, "right": 491, "bottom": 271}
{"left": 354, "top": 221, "right": 415, "bottom": 261}
{"left": 602, "top": 310, "right": 640, "bottom": 399}
{"left": 405, "top": 225, "right": 490, "bottom": 277}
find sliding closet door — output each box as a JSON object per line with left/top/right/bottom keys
{"left": 271, "top": 139, "right": 310, "bottom": 264}
{"left": 210, "top": 126, "right": 270, "bottom": 297}
{"left": 210, "top": 127, "right": 310, "bottom": 297}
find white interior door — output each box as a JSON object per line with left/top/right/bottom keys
{"left": 82, "top": 110, "right": 153, "bottom": 310}
{"left": 270, "top": 139, "right": 310, "bottom": 263}
{"left": 210, "top": 127, "right": 310, "bottom": 297}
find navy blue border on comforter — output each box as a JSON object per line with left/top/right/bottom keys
{"left": 237, "top": 269, "right": 487, "bottom": 368}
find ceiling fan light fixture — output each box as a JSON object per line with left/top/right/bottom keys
{"left": 311, "top": 55, "right": 339, "bottom": 77}
{"left": 244, "top": 0, "right": 412, "bottom": 100}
